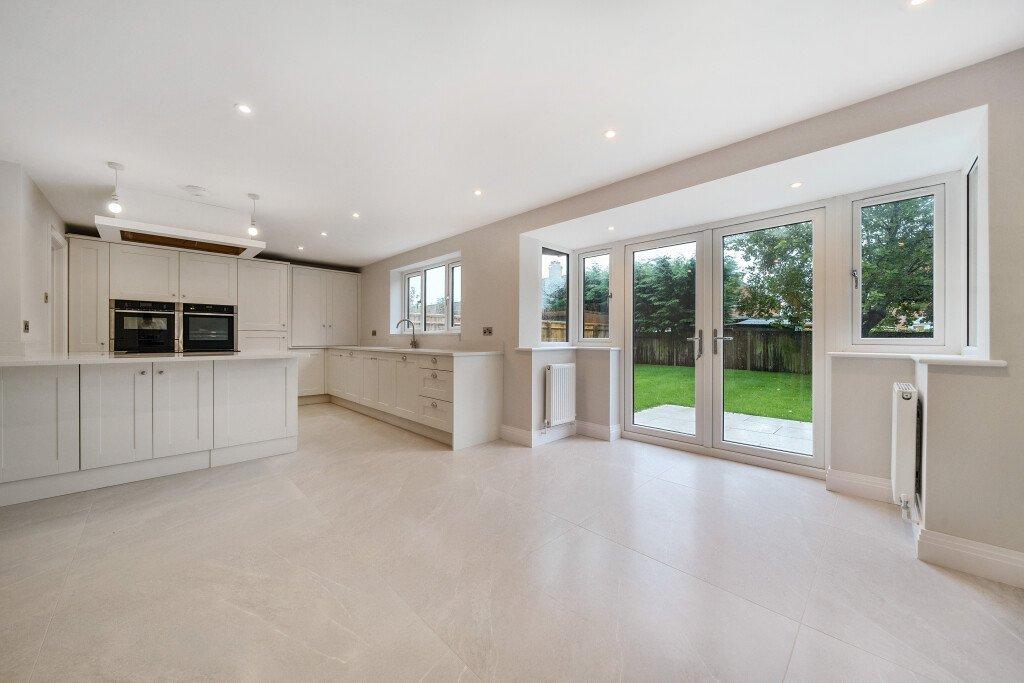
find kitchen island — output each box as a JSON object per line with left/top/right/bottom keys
{"left": 0, "top": 351, "right": 303, "bottom": 506}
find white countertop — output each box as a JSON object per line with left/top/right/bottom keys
{"left": 327, "top": 345, "right": 502, "bottom": 357}
{"left": 0, "top": 350, "right": 308, "bottom": 368}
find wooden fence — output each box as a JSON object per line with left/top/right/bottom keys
{"left": 634, "top": 326, "right": 812, "bottom": 374}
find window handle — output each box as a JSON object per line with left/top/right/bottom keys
{"left": 685, "top": 329, "right": 703, "bottom": 359}
{"left": 851, "top": 268, "right": 860, "bottom": 290}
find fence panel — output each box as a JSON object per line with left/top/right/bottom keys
{"left": 633, "top": 327, "right": 811, "bottom": 374}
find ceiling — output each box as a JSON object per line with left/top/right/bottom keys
{"left": 1, "top": 1, "right": 1021, "bottom": 267}
{"left": 526, "top": 107, "right": 984, "bottom": 250}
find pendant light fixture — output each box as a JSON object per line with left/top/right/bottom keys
{"left": 106, "top": 161, "right": 124, "bottom": 214}
{"left": 247, "top": 193, "right": 260, "bottom": 237}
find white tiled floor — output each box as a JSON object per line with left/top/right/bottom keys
{"left": 635, "top": 403, "right": 814, "bottom": 454}
{"left": 2, "top": 402, "right": 1022, "bottom": 679}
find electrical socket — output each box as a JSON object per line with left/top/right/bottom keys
{"left": 22, "top": 320, "right": 30, "bottom": 333}
{"left": 482, "top": 326, "right": 493, "bottom": 336}
{"left": 371, "top": 329, "right": 377, "bottom": 336}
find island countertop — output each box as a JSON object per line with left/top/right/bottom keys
{"left": 0, "top": 350, "right": 309, "bottom": 368}
{"left": 327, "top": 345, "right": 502, "bottom": 357}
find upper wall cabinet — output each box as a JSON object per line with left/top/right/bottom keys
{"left": 69, "top": 238, "right": 109, "bottom": 353}
{"left": 178, "top": 252, "right": 237, "bottom": 305}
{"left": 238, "top": 260, "right": 289, "bottom": 331}
{"left": 109, "top": 244, "right": 180, "bottom": 302}
{"left": 290, "top": 267, "right": 359, "bottom": 347}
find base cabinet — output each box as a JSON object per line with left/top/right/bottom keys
{"left": 153, "top": 361, "right": 213, "bottom": 458}
{"left": 213, "top": 359, "right": 298, "bottom": 448}
{"left": 376, "top": 355, "right": 397, "bottom": 411}
{"left": 341, "top": 353, "right": 361, "bottom": 401}
{"left": 297, "top": 349, "right": 326, "bottom": 396}
{"left": 0, "top": 366, "right": 79, "bottom": 482}
{"left": 81, "top": 363, "right": 154, "bottom": 469}
{"left": 326, "top": 351, "right": 345, "bottom": 396}
{"left": 394, "top": 357, "right": 421, "bottom": 421}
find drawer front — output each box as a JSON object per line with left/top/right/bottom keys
{"left": 417, "top": 354, "right": 454, "bottom": 372}
{"left": 419, "top": 368, "right": 453, "bottom": 401}
{"left": 417, "top": 396, "right": 453, "bottom": 432}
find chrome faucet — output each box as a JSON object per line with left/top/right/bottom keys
{"left": 396, "top": 318, "right": 419, "bottom": 348}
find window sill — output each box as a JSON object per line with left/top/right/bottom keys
{"left": 827, "top": 351, "right": 1006, "bottom": 367}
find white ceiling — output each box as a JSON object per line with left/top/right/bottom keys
{"left": 1, "top": 1, "right": 1021, "bottom": 267}
{"left": 526, "top": 107, "right": 984, "bottom": 250}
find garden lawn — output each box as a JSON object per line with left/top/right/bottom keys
{"left": 632, "top": 363, "right": 811, "bottom": 422}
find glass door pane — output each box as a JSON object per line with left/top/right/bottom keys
{"left": 716, "top": 220, "right": 813, "bottom": 457}
{"left": 631, "top": 240, "right": 700, "bottom": 437}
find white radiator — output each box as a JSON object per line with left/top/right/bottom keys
{"left": 544, "top": 363, "right": 576, "bottom": 428}
{"left": 891, "top": 382, "right": 919, "bottom": 513}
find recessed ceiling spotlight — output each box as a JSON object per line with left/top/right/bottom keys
{"left": 246, "top": 193, "right": 260, "bottom": 236}
{"left": 298, "top": 245, "right": 304, "bottom": 251}
{"left": 106, "top": 161, "right": 124, "bottom": 214}
{"left": 320, "top": 231, "right": 327, "bottom": 237}
{"left": 790, "top": 181, "right": 804, "bottom": 189}
{"left": 351, "top": 212, "right": 360, "bottom": 219}
{"left": 909, "top": 0, "right": 928, "bottom": 6}
{"left": 608, "top": 226, "right": 615, "bottom": 231}
{"left": 603, "top": 129, "right": 617, "bottom": 139}
{"left": 235, "top": 103, "right": 253, "bottom": 115}
{"left": 474, "top": 189, "right": 483, "bottom": 196}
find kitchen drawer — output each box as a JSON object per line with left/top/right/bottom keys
{"left": 419, "top": 368, "right": 453, "bottom": 401}
{"left": 417, "top": 354, "right": 453, "bottom": 372}
{"left": 417, "top": 396, "right": 453, "bottom": 432}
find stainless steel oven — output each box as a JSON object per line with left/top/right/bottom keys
{"left": 181, "top": 303, "right": 236, "bottom": 352}
{"left": 109, "top": 300, "right": 179, "bottom": 353}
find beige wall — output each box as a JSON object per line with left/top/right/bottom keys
{"left": 576, "top": 348, "right": 619, "bottom": 429}
{"left": 360, "top": 50, "right": 1024, "bottom": 551}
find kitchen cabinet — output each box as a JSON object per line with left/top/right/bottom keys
{"left": 0, "top": 366, "right": 79, "bottom": 483}
{"left": 290, "top": 266, "right": 328, "bottom": 346}
{"left": 341, "top": 351, "right": 361, "bottom": 402}
{"left": 152, "top": 361, "right": 213, "bottom": 458}
{"left": 81, "top": 362, "right": 153, "bottom": 469}
{"left": 394, "top": 355, "right": 421, "bottom": 421}
{"left": 327, "top": 271, "right": 359, "bottom": 345}
{"left": 238, "top": 331, "right": 288, "bottom": 352}
{"left": 360, "top": 355, "right": 378, "bottom": 404}
{"left": 326, "top": 351, "right": 345, "bottom": 397}
{"left": 237, "top": 259, "right": 289, "bottom": 331}
{"left": 178, "top": 252, "right": 237, "bottom": 305}
{"left": 375, "top": 354, "right": 397, "bottom": 411}
{"left": 68, "top": 238, "right": 110, "bottom": 353}
{"left": 213, "top": 358, "right": 297, "bottom": 448}
{"left": 109, "top": 243, "right": 179, "bottom": 302}
{"left": 298, "top": 348, "right": 325, "bottom": 395}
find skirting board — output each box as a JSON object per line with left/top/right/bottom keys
{"left": 330, "top": 396, "right": 453, "bottom": 447}
{"left": 500, "top": 422, "right": 577, "bottom": 447}
{"left": 298, "top": 394, "right": 330, "bottom": 405}
{"left": 576, "top": 420, "right": 622, "bottom": 441}
{"left": 210, "top": 436, "right": 298, "bottom": 468}
{"left": 825, "top": 469, "right": 893, "bottom": 503}
{"left": 918, "top": 528, "right": 1024, "bottom": 589}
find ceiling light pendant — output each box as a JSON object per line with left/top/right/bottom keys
{"left": 106, "top": 161, "right": 124, "bottom": 214}
{"left": 247, "top": 193, "right": 260, "bottom": 236}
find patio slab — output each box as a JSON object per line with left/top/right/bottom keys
{"left": 633, "top": 404, "right": 812, "bottom": 455}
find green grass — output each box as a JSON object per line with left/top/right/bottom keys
{"left": 633, "top": 364, "right": 811, "bottom": 422}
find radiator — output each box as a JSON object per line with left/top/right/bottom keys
{"left": 891, "top": 382, "right": 920, "bottom": 513}
{"left": 544, "top": 363, "right": 576, "bottom": 428}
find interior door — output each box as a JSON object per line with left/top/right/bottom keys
{"left": 624, "top": 232, "right": 708, "bottom": 446}
{"left": 711, "top": 210, "right": 822, "bottom": 467}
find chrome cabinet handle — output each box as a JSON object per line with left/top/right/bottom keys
{"left": 140, "top": 370, "right": 147, "bottom": 375}
{"left": 402, "top": 355, "right": 407, "bottom": 360}
{"left": 685, "top": 329, "right": 704, "bottom": 359}
{"left": 711, "top": 328, "right": 734, "bottom": 355}
{"left": 158, "top": 370, "right": 164, "bottom": 375}
{"left": 431, "top": 357, "right": 437, "bottom": 364}
{"left": 431, "top": 401, "right": 438, "bottom": 408}
{"left": 431, "top": 372, "right": 437, "bottom": 379}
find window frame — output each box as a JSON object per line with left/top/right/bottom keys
{"left": 539, "top": 246, "right": 571, "bottom": 345}
{"left": 850, "top": 182, "right": 946, "bottom": 348}
{"left": 399, "top": 257, "right": 462, "bottom": 334}
{"left": 575, "top": 248, "right": 612, "bottom": 343}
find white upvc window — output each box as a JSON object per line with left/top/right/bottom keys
{"left": 401, "top": 258, "right": 462, "bottom": 334}
{"left": 576, "top": 249, "right": 611, "bottom": 342}
{"left": 540, "top": 247, "right": 570, "bottom": 343}
{"left": 851, "top": 182, "right": 946, "bottom": 347}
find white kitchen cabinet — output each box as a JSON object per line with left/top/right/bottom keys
{"left": 153, "top": 361, "right": 212, "bottom": 458}
{"left": 290, "top": 266, "right": 327, "bottom": 347}
{"left": 298, "top": 348, "right": 325, "bottom": 396}
{"left": 327, "top": 271, "right": 359, "bottom": 345}
{"left": 341, "top": 352, "right": 361, "bottom": 402}
{"left": 394, "top": 355, "right": 421, "bottom": 421}
{"left": 178, "top": 252, "right": 237, "bottom": 305}
{"left": 68, "top": 238, "right": 110, "bottom": 353}
{"left": 326, "top": 351, "right": 345, "bottom": 397}
{"left": 109, "top": 244, "right": 179, "bottom": 302}
{"left": 81, "top": 362, "right": 153, "bottom": 469}
{"left": 213, "top": 358, "right": 297, "bottom": 448}
{"left": 0, "top": 366, "right": 79, "bottom": 483}
{"left": 238, "top": 259, "right": 289, "bottom": 331}
{"left": 237, "top": 331, "right": 288, "bottom": 352}
{"left": 375, "top": 354, "right": 397, "bottom": 411}
{"left": 360, "top": 355, "right": 379, "bottom": 404}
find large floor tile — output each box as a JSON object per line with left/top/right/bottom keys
{"left": 785, "top": 625, "right": 927, "bottom": 682}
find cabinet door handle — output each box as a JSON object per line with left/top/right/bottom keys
{"left": 431, "top": 372, "right": 437, "bottom": 379}
{"left": 431, "top": 401, "right": 438, "bottom": 408}
{"left": 157, "top": 370, "right": 164, "bottom": 375}
{"left": 281, "top": 323, "right": 286, "bottom": 327}
{"left": 402, "top": 355, "right": 407, "bottom": 360}
{"left": 431, "top": 357, "right": 437, "bottom": 364}
{"left": 140, "top": 370, "right": 147, "bottom": 375}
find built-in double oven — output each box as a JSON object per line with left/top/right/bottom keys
{"left": 110, "top": 300, "right": 236, "bottom": 354}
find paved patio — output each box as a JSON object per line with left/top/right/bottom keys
{"left": 634, "top": 404, "right": 812, "bottom": 455}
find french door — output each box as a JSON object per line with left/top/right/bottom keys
{"left": 625, "top": 209, "right": 823, "bottom": 468}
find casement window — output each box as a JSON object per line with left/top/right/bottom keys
{"left": 579, "top": 251, "right": 610, "bottom": 340}
{"left": 851, "top": 184, "right": 945, "bottom": 345}
{"left": 401, "top": 258, "right": 462, "bottom": 333}
{"left": 540, "top": 247, "right": 569, "bottom": 343}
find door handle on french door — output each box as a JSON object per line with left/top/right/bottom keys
{"left": 712, "top": 328, "right": 733, "bottom": 355}
{"left": 685, "top": 329, "right": 703, "bottom": 359}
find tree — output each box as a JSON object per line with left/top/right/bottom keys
{"left": 725, "top": 221, "right": 813, "bottom": 330}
